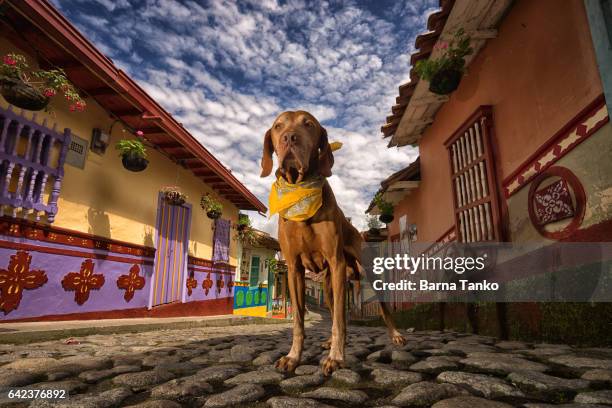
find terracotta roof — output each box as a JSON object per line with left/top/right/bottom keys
{"left": 305, "top": 270, "right": 324, "bottom": 283}
{"left": 366, "top": 157, "right": 421, "bottom": 213}
{"left": 380, "top": 0, "right": 455, "bottom": 139}
{"left": 3, "top": 0, "right": 266, "bottom": 212}
{"left": 249, "top": 229, "right": 280, "bottom": 251}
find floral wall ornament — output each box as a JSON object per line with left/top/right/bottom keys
{"left": 116, "top": 264, "right": 145, "bottom": 302}
{"left": 62, "top": 259, "right": 105, "bottom": 305}
{"left": 0, "top": 251, "right": 48, "bottom": 315}
{"left": 217, "top": 275, "right": 225, "bottom": 294}
{"left": 533, "top": 179, "right": 575, "bottom": 225}
{"left": 186, "top": 276, "right": 198, "bottom": 296}
{"left": 527, "top": 166, "right": 586, "bottom": 240}
{"left": 202, "top": 272, "right": 213, "bottom": 295}
{"left": 228, "top": 279, "right": 234, "bottom": 294}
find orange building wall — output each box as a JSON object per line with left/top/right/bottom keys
{"left": 392, "top": 0, "right": 603, "bottom": 243}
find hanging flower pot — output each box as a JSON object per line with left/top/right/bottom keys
{"left": 428, "top": 67, "right": 462, "bottom": 95}
{"left": 207, "top": 209, "right": 222, "bottom": 219}
{"left": 373, "top": 192, "right": 394, "bottom": 225}
{"left": 236, "top": 213, "right": 250, "bottom": 231}
{"left": 201, "top": 193, "right": 223, "bottom": 219}
{"left": 161, "top": 186, "right": 187, "bottom": 206}
{"left": 368, "top": 227, "right": 380, "bottom": 236}
{"left": 0, "top": 77, "right": 49, "bottom": 111}
{"left": 1, "top": 53, "right": 86, "bottom": 112}
{"left": 379, "top": 213, "right": 394, "bottom": 224}
{"left": 121, "top": 153, "right": 148, "bottom": 172}
{"left": 116, "top": 139, "right": 148, "bottom": 172}
{"left": 414, "top": 29, "right": 472, "bottom": 96}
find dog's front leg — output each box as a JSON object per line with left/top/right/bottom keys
{"left": 321, "top": 252, "right": 346, "bottom": 375}
{"left": 276, "top": 258, "right": 304, "bottom": 373}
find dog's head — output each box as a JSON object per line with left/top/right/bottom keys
{"left": 260, "top": 110, "right": 334, "bottom": 183}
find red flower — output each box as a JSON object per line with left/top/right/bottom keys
{"left": 43, "top": 88, "right": 56, "bottom": 98}
{"left": 136, "top": 130, "right": 144, "bottom": 137}
{"left": 69, "top": 104, "right": 76, "bottom": 112}
{"left": 3, "top": 55, "right": 16, "bottom": 66}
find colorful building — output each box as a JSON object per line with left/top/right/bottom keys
{"left": 366, "top": 0, "right": 612, "bottom": 341}
{"left": 233, "top": 229, "right": 280, "bottom": 317}
{"left": 0, "top": 1, "right": 265, "bottom": 322}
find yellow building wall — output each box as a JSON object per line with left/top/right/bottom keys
{"left": 1, "top": 40, "right": 239, "bottom": 265}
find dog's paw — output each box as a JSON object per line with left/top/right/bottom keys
{"left": 275, "top": 356, "right": 299, "bottom": 373}
{"left": 321, "top": 357, "right": 343, "bottom": 376}
{"left": 320, "top": 338, "right": 331, "bottom": 349}
{"left": 390, "top": 330, "right": 407, "bottom": 346}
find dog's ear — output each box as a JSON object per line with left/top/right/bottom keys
{"left": 318, "top": 126, "right": 334, "bottom": 177}
{"left": 260, "top": 129, "right": 274, "bottom": 177}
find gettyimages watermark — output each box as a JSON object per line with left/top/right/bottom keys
{"left": 360, "top": 241, "right": 612, "bottom": 303}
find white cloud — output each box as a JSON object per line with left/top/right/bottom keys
{"left": 57, "top": 0, "right": 434, "bottom": 233}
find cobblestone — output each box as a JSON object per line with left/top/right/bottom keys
{"left": 0, "top": 320, "right": 609, "bottom": 407}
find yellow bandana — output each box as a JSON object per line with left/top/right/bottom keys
{"left": 269, "top": 176, "right": 324, "bottom": 221}
{"left": 268, "top": 142, "right": 342, "bottom": 222}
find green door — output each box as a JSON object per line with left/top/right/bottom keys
{"left": 249, "top": 256, "right": 260, "bottom": 287}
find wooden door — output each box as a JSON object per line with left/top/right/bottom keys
{"left": 150, "top": 194, "right": 192, "bottom": 307}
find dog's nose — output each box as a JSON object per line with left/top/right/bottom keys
{"left": 282, "top": 133, "right": 298, "bottom": 145}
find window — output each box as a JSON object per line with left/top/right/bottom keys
{"left": 445, "top": 107, "right": 502, "bottom": 242}
{"left": 0, "top": 106, "right": 71, "bottom": 223}
{"left": 249, "top": 256, "right": 260, "bottom": 287}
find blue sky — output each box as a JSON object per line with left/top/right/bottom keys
{"left": 52, "top": 0, "right": 432, "bottom": 233}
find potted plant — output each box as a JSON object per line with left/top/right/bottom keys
{"left": 116, "top": 136, "right": 148, "bottom": 172}
{"left": 0, "top": 53, "right": 86, "bottom": 112}
{"left": 237, "top": 213, "right": 250, "bottom": 231}
{"left": 374, "top": 192, "right": 394, "bottom": 224}
{"left": 161, "top": 186, "right": 187, "bottom": 206}
{"left": 367, "top": 214, "right": 383, "bottom": 235}
{"left": 414, "top": 29, "right": 472, "bottom": 95}
{"left": 200, "top": 193, "right": 223, "bottom": 219}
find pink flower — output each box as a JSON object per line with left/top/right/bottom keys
{"left": 136, "top": 130, "right": 144, "bottom": 137}
{"left": 43, "top": 88, "right": 56, "bottom": 98}
{"left": 435, "top": 41, "right": 449, "bottom": 50}
{"left": 3, "top": 55, "right": 16, "bottom": 66}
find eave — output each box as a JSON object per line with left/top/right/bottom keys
{"left": 4, "top": 0, "right": 266, "bottom": 212}
{"left": 381, "top": 0, "right": 513, "bottom": 148}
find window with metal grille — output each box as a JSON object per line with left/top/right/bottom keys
{"left": 445, "top": 107, "right": 502, "bottom": 242}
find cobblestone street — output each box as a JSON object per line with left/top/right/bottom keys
{"left": 1, "top": 318, "right": 611, "bottom": 408}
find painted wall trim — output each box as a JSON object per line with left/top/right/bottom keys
{"left": 0, "top": 298, "right": 233, "bottom": 323}
{"left": 503, "top": 95, "right": 609, "bottom": 197}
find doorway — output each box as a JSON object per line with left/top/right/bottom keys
{"left": 149, "top": 193, "right": 192, "bottom": 308}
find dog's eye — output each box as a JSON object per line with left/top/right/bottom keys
{"left": 304, "top": 120, "right": 314, "bottom": 128}
{"left": 274, "top": 123, "right": 282, "bottom": 130}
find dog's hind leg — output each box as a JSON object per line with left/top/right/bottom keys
{"left": 357, "top": 260, "right": 407, "bottom": 346}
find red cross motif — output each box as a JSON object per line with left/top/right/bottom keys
{"left": 202, "top": 272, "right": 213, "bottom": 295}
{"left": 0, "top": 251, "right": 48, "bottom": 315}
{"left": 186, "top": 276, "right": 197, "bottom": 296}
{"left": 117, "top": 264, "right": 145, "bottom": 302}
{"left": 216, "top": 275, "right": 225, "bottom": 294}
{"left": 62, "top": 259, "right": 105, "bottom": 305}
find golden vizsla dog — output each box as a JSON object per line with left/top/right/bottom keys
{"left": 260, "top": 110, "right": 407, "bottom": 375}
